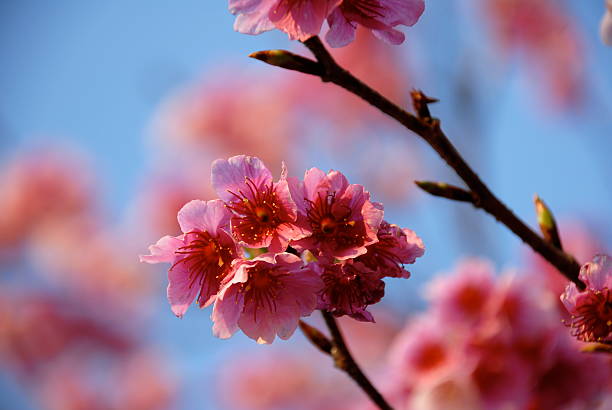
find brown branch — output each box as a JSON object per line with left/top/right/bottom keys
{"left": 251, "top": 35, "right": 584, "bottom": 290}
{"left": 320, "top": 311, "right": 393, "bottom": 410}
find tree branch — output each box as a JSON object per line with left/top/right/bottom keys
{"left": 320, "top": 311, "right": 393, "bottom": 410}
{"left": 250, "top": 35, "right": 585, "bottom": 290}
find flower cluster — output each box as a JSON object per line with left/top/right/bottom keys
{"left": 228, "top": 0, "right": 425, "bottom": 47}
{"left": 384, "top": 259, "right": 611, "bottom": 409}
{"left": 141, "top": 155, "right": 424, "bottom": 343}
{"left": 561, "top": 254, "right": 612, "bottom": 343}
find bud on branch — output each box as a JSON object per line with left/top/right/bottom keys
{"left": 415, "top": 181, "right": 476, "bottom": 203}
{"left": 299, "top": 320, "right": 332, "bottom": 355}
{"left": 534, "top": 195, "right": 563, "bottom": 250}
{"left": 249, "top": 50, "right": 323, "bottom": 77}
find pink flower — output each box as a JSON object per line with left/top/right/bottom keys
{"left": 357, "top": 221, "right": 424, "bottom": 278}
{"left": 212, "top": 253, "right": 322, "bottom": 344}
{"left": 318, "top": 260, "right": 385, "bottom": 322}
{"left": 140, "top": 199, "right": 238, "bottom": 317}
{"left": 289, "top": 167, "right": 383, "bottom": 260}
{"left": 326, "top": 0, "right": 425, "bottom": 47}
{"left": 212, "top": 155, "right": 306, "bottom": 253}
{"left": 561, "top": 254, "right": 612, "bottom": 343}
{"left": 229, "top": 0, "right": 341, "bottom": 41}
{"left": 425, "top": 259, "right": 494, "bottom": 324}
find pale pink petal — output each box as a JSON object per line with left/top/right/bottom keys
{"left": 167, "top": 264, "right": 201, "bottom": 318}
{"left": 212, "top": 282, "right": 245, "bottom": 339}
{"left": 228, "top": 0, "right": 266, "bottom": 14}
{"left": 177, "top": 199, "right": 231, "bottom": 234}
{"left": 326, "top": 7, "right": 357, "bottom": 48}
{"left": 234, "top": 4, "right": 277, "bottom": 35}
{"left": 139, "top": 235, "right": 183, "bottom": 264}
{"left": 211, "top": 155, "right": 273, "bottom": 203}
{"left": 379, "top": 0, "right": 425, "bottom": 26}
{"left": 372, "top": 28, "right": 406, "bottom": 45}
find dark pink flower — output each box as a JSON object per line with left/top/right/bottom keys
{"left": 212, "top": 253, "right": 322, "bottom": 344}
{"left": 561, "top": 254, "right": 612, "bottom": 343}
{"left": 357, "top": 221, "right": 424, "bottom": 278}
{"left": 318, "top": 260, "right": 385, "bottom": 321}
{"left": 140, "top": 199, "right": 238, "bottom": 317}
{"left": 212, "top": 155, "right": 306, "bottom": 253}
{"left": 229, "top": 0, "right": 341, "bottom": 41}
{"left": 289, "top": 167, "right": 383, "bottom": 260}
{"left": 326, "top": 0, "right": 425, "bottom": 47}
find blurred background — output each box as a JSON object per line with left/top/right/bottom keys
{"left": 1, "top": 1, "right": 611, "bottom": 409}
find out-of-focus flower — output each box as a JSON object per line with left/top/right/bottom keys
{"left": 384, "top": 259, "right": 611, "bottom": 409}
{"left": 602, "top": 0, "right": 612, "bottom": 46}
{"left": 0, "top": 148, "right": 95, "bottom": 253}
{"left": 425, "top": 259, "right": 494, "bottom": 325}
{"left": 151, "top": 71, "right": 292, "bottom": 173}
{"left": 0, "top": 291, "right": 132, "bottom": 375}
{"left": 37, "top": 351, "right": 176, "bottom": 410}
{"left": 561, "top": 254, "right": 612, "bottom": 343}
{"left": 212, "top": 252, "right": 322, "bottom": 343}
{"left": 218, "top": 350, "right": 320, "bottom": 410}
{"left": 357, "top": 221, "right": 424, "bottom": 278}
{"left": 481, "top": 0, "right": 584, "bottom": 108}
{"left": 141, "top": 199, "right": 238, "bottom": 317}
{"left": 326, "top": 0, "right": 424, "bottom": 47}
{"left": 318, "top": 260, "right": 385, "bottom": 321}
{"left": 229, "top": 0, "right": 341, "bottom": 41}
{"left": 289, "top": 167, "right": 383, "bottom": 260}
{"left": 212, "top": 155, "right": 306, "bottom": 252}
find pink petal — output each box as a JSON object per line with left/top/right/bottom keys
{"left": 373, "top": 27, "right": 406, "bottom": 45}
{"left": 211, "top": 155, "right": 273, "bottom": 203}
{"left": 167, "top": 264, "right": 200, "bottom": 318}
{"left": 212, "top": 282, "right": 245, "bottom": 339}
{"left": 326, "top": 7, "right": 357, "bottom": 48}
{"left": 177, "top": 199, "right": 231, "bottom": 234}
{"left": 139, "top": 235, "right": 183, "bottom": 264}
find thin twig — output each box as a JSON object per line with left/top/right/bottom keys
{"left": 251, "top": 35, "right": 585, "bottom": 290}
{"left": 320, "top": 311, "right": 393, "bottom": 410}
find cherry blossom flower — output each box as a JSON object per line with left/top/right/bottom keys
{"left": 229, "top": 0, "right": 341, "bottom": 41}
{"left": 212, "top": 253, "right": 322, "bottom": 344}
{"left": 212, "top": 155, "right": 306, "bottom": 252}
{"left": 289, "top": 167, "right": 383, "bottom": 260}
{"left": 317, "top": 260, "right": 385, "bottom": 322}
{"left": 561, "top": 254, "right": 612, "bottom": 343}
{"left": 357, "top": 221, "right": 424, "bottom": 278}
{"left": 326, "top": 0, "right": 425, "bottom": 47}
{"left": 140, "top": 199, "right": 238, "bottom": 317}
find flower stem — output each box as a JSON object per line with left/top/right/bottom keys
{"left": 319, "top": 311, "right": 393, "bottom": 410}
{"left": 252, "top": 35, "right": 585, "bottom": 290}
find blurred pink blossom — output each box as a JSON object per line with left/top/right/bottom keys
{"left": 482, "top": 0, "right": 584, "bottom": 108}
{"left": 384, "top": 259, "right": 611, "bottom": 409}
{"left": 0, "top": 147, "right": 95, "bottom": 254}
{"left": 602, "top": 0, "right": 612, "bottom": 46}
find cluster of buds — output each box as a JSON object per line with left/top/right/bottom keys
{"left": 141, "top": 155, "right": 423, "bottom": 343}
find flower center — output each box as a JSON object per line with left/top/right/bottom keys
{"left": 255, "top": 206, "right": 271, "bottom": 223}
{"left": 320, "top": 216, "right": 337, "bottom": 234}
{"left": 241, "top": 266, "right": 284, "bottom": 321}
{"left": 172, "top": 231, "right": 232, "bottom": 303}
{"left": 226, "top": 178, "right": 282, "bottom": 242}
